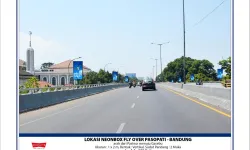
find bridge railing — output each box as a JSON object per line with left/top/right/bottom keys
{"left": 19, "top": 83, "right": 125, "bottom": 95}
{"left": 19, "top": 83, "right": 128, "bottom": 113}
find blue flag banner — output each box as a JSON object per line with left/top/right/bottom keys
{"left": 112, "top": 71, "right": 118, "bottom": 81}
{"left": 217, "top": 69, "right": 223, "bottom": 79}
{"left": 73, "top": 61, "right": 83, "bottom": 80}
{"left": 124, "top": 76, "right": 129, "bottom": 83}
{"left": 178, "top": 77, "right": 182, "bottom": 82}
{"left": 190, "top": 74, "right": 195, "bottom": 81}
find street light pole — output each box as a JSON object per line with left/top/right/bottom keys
{"left": 152, "top": 66, "right": 155, "bottom": 79}
{"left": 151, "top": 58, "right": 158, "bottom": 81}
{"left": 151, "top": 42, "right": 169, "bottom": 82}
{"left": 183, "top": 0, "right": 186, "bottom": 84}
{"left": 104, "top": 63, "right": 112, "bottom": 71}
{"left": 68, "top": 57, "right": 81, "bottom": 85}
{"left": 159, "top": 44, "right": 163, "bottom": 82}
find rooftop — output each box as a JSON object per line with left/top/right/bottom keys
{"left": 49, "top": 60, "right": 91, "bottom": 70}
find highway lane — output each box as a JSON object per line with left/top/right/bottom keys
{"left": 19, "top": 84, "right": 231, "bottom": 133}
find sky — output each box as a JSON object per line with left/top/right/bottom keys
{"left": 19, "top": 0, "right": 231, "bottom": 77}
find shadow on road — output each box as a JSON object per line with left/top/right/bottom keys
{"left": 142, "top": 89, "right": 157, "bottom": 92}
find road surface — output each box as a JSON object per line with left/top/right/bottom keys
{"left": 19, "top": 84, "right": 231, "bottom": 133}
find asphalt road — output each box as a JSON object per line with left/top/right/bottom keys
{"left": 19, "top": 84, "right": 231, "bottom": 133}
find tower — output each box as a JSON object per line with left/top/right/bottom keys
{"left": 26, "top": 31, "right": 34, "bottom": 74}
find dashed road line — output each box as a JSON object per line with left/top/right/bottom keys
{"left": 116, "top": 123, "right": 126, "bottom": 133}
{"left": 131, "top": 103, "right": 135, "bottom": 108}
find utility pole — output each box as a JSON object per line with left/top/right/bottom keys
{"left": 151, "top": 58, "right": 158, "bottom": 81}
{"left": 104, "top": 63, "right": 112, "bottom": 71}
{"left": 151, "top": 42, "right": 169, "bottom": 82}
{"left": 183, "top": 0, "right": 186, "bottom": 84}
{"left": 152, "top": 66, "right": 155, "bottom": 79}
{"left": 160, "top": 44, "right": 163, "bottom": 82}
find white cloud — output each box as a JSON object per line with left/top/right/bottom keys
{"left": 19, "top": 32, "right": 71, "bottom": 70}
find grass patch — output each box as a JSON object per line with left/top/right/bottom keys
{"left": 49, "top": 88, "right": 55, "bottom": 91}
{"left": 19, "top": 90, "right": 29, "bottom": 94}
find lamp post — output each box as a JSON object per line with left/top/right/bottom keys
{"left": 182, "top": 0, "right": 186, "bottom": 84}
{"left": 68, "top": 57, "right": 81, "bottom": 85}
{"left": 151, "top": 42, "right": 170, "bottom": 82}
{"left": 117, "top": 66, "right": 124, "bottom": 72}
{"left": 104, "top": 63, "right": 112, "bottom": 71}
{"left": 151, "top": 58, "right": 158, "bottom": 81}
{"left": 152, "top": 66, "right": 155, "bottom": 79}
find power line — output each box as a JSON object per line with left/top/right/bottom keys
{"left": 187, "top": 0, "right": 229, "bottom": 32}
{"left": 168, "top": 0, "right": 228, "bottom": 43}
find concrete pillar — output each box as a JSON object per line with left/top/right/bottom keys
{"left": 67, "top": 74, "right": 69, "bottom": 84}
{"left": 58, "top": 74, "right": 60, "bottom": 86}
{"left": 49, "top": 74, "right": 51, "bottom": 84}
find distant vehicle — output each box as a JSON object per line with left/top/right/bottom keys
{"left": 142, "top": 77, "right": 156, "bottom": 91}
{"left": 133, "top": 81, "right": 136, "bottom": 88}
{"left": 129, "top": 82, "right": 133, "bottom": 88}
{"left": 196, "top": 79, "right": 203, "bottom": 85}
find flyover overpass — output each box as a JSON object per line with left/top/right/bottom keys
{"left": 19, "top": 83, "right": 231, "bottom": 133}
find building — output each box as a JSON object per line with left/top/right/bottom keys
{"left": 37, "top": 81, "right": 53, "bottom": 88}
{"left": 19, "top": 59, "right": 26, "bottom": 71}
{"left": 20, "top": 31, "right": 91, "bottom": 87}
{"left": 19, "top": 70, "right": 34, "bottom": 86}
{"left": 35, "top": 60, "right": 91, "bottom": 86}
{"left": 26, "top": 31, "right": 35, "bottom": 74}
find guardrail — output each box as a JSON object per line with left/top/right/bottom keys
{"left": 19, "top": 83, "right": 127, "bottom": 113}
{"left": 221, "top": 80, "right": 231, "bottom": 88}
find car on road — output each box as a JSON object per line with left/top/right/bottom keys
{"left": 142, "top": 77, "right": 156, "bottom": 91}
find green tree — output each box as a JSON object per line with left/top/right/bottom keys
{"left": 40, "top": 62, "right": 54, "bottom": 69}
{"left": 104, "top": 71, "right": 112, "bottom": 83}
{"left": 81, "top": 71, "right": 98, "bottom": 84}
{"left": 163, "top": 57, "right": 217, "bottom": 82}
{"left": 118, "top": 73, "right": 125, "bottom": 83}
{"left": 97, "top": 69, "right": 106, "bottom": 83}
{"left": 219, "top": 56, "right": 231, "bottom": 78}
{"left": 79, "top": 69, "right": 113, "bottom": 84}
{"left": 24, "top": 76, "right": 39, "bottom": 88}
{"left": 188, "top": 59, "right": 217, "bottom": 81}
{"left": 163, "top": 57, "right": 195, "bottom": 82}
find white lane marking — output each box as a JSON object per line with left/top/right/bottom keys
{"left": 116, "top": 123, "right": 126, "bottom": 133}
{"left": 137, "top": 96, "right": 139, "bottom": 98}
{"left": 131, "top": 103, "right": 135, "bottom": 108}
{"left": 20, "top": 104, "right": 83, "bottom": 127}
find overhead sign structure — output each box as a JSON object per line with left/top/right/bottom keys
{"left": 190, "top": 74, "right": 195, "bottom": 81}
{"left": 73, "top": 61, "right": 83, "bottom": 80}
{"left": 126, "top": 73, "right": 136, "bottom": 78}
{"left": 112, "top": 71, "right": 118, "bottom": 81}
{"left": 217, "top": 69, "right": 223, "bottom": 79}
{"left": 124, "top": 76, "right": 129, "bottom": 83}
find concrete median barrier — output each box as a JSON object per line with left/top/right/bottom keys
{"left": 159, "top": 82, "right": 231, "bottom": 111}
{"left": 19, "top": 84, "right": 127, "bottom": 113}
